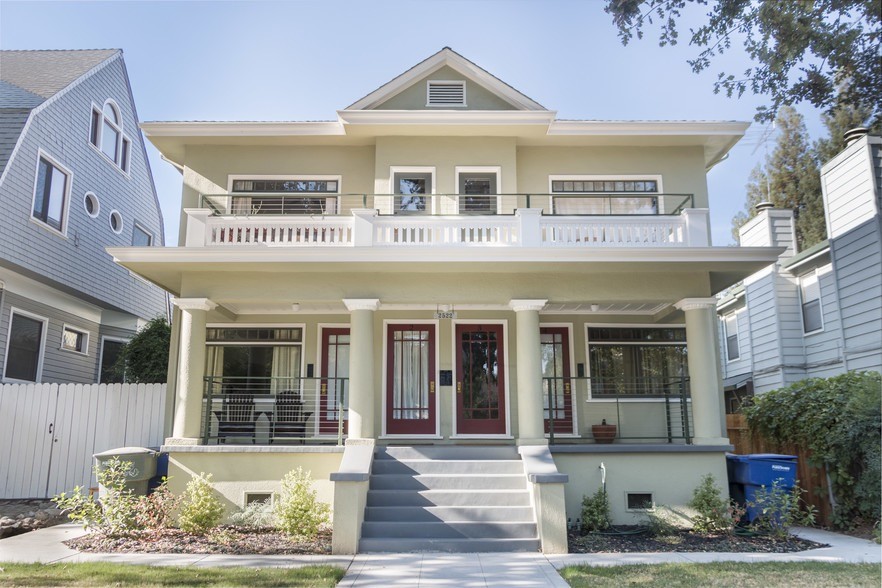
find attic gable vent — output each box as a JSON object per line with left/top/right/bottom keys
{"left": 427, "top": 80, "right": 466, "bottom": 107}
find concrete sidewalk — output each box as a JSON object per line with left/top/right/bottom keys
{"left": 0, "top": 524, "right": 879, "bottom": 587}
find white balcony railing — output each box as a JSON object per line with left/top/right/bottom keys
{"left": 184, "top": 208, "right": 711, "bottom": 248}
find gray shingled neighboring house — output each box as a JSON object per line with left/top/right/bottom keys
{"left": 0, "top": 49, "right": 168, "bottom": 384}
{"left": 718, "top": 129, "right": 882, "bottom": 409}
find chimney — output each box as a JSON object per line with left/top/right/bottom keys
{"left": 843, "top": 127, "right": 869, "bottom": 146}
{"left": 739, "top": 204, "right": 796, "bottom": 256}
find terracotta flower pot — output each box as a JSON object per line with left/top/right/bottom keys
{"left": 591, "top": 424, "right": 617, "bottom": 444}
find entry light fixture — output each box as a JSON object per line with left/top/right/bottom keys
{"left": 291, "top": 303, "right": 301, "bottom": 312}
{"left": 590, "top": 304, "right": 601, "bottom": 312}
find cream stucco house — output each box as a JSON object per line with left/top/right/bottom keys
{"left": 113, "top": 48, "right": 781, "bottom": 553}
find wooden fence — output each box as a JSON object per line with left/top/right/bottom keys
{"left": 0, "top": 383, "right": 167, "bottom": 499}
{"left": 726, "top": 414, "right": 833, "bottom": 525}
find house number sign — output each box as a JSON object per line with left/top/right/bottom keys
{"left": 434, "top": 311, "right": 457, "bottom": 319}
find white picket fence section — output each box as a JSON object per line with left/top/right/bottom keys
{"left": 0, "top": 383, "right": 167, "bottom": 499}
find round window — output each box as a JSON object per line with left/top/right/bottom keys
{"left": 109, "top": 210, "right": 123, "bottom": 234}
{"left": 84, "top": 192, "right": 100, "bottom": 218}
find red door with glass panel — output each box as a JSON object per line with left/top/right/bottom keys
{"left": 319, "top": 328, "right": 349, "bottom": 436}
{"left": 541, "top": 327, "right": 574, "bottom": 435}
{"left": 456, "top": 324, "right": 506, "bottom": 435}
{"left": 386, "top": 324, "right": 436, "bottom": 435}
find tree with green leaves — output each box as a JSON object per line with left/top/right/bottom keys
{"left": 605, "top": 0, "right": 882, "bottom": 125}
{"left": 731, "top": 106, "right": 825, "bottom": 249}
{"left": 113, "top": 317, "right": 171, "bottom": 383}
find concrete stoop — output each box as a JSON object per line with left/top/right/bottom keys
{"left": 359, "top": 446, "right": 540, "bottom": 553}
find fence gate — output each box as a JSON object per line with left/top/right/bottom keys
{"left": 0, "top": 383, "right": 166, "bottom": 499}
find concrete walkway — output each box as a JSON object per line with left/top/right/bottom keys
{"left": 0, "top": 524, "right": 878, "bottom": 587}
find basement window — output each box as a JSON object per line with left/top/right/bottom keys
{"left": 244, "top": 492, "right": 273, "bottom": 506}
{"left": 626, "top": 492, "right": 654, "bottom": 511}
{"left": 427, "top": 80, "right": 466, "bottom": 107}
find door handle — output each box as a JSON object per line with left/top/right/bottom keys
{"left": 48, "top": 423, "right": 54, "bottom": 435}
{"left": 456, "top": 382, "right": 462, "bottom": 394}
{"left": 429, "top": 381, "right": 435, "bottom": 394}
{"left": 320, "top": 383, "right": 328, "bottom": 396}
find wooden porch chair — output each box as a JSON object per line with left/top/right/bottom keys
{"left": 212, "top": 393, "right": 256, "bottom": 444}
{"left": 271, "top": 390, "right": 312, "bottom": 444}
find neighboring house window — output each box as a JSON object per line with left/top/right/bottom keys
{"left": 90, "top": 101, "right": 130, "bottom": 172}
{"left": 83, "top": 192, "right": 100, "bottom": 218}
{"left": 32, "top": 154, "right": 71, "bottom": 232}
{"left": 109, "top": 210, "right": 123, "bottom": 234}
{"left": 132, "top": 224, "right": 153, "bottom": 246}
{"left": 550, "top": 176, "right": 659, "bottom": 215}
{"left": 3, "top": 310, "right": 47, "bottom": 382}
{"left": 427, "top": 80, "right": 466, "bottom": 107}
{"left": 61, "top": 326, "right": 89, "bottom": 354}
{"left": 800, "top": 272, "right": 823, "bottom": 333}
{"left": 230, "top": 178, "right": 340, "bottom": 215}
{"left": 724, "top": 314, "right": 740, "bottom": 361}
{"left": 99, "top": 338, "right": 126, "bottom": 383}
{"left": 587, "top": 327, "right": 688, "bottom": 397}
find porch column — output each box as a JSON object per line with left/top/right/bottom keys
{"left": 511, "top": 299, "right": 548, "bottom": 445}
{"left": 675, "top": 298, "right": 728, "bottom": 445}
{"left": 343, "top": 299, "right": 380, "bottom": 439}
{"left": 169, "top": 298, "right": 217, "bottom": 444}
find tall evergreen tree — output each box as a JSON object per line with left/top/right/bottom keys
{"left": 814, "top": 102, "right": 877, "bottom": 166}
{"left": 731, "top": 106, "right": 824, "bottom": 249}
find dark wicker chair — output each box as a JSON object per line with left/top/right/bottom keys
{"left": 212, "top": 393, "right": 256, "bottom": 444}
{"left": 271, "top": 390, "right": 312, "bottom": 444}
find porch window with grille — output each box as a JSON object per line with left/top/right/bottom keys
{"left": 205, "top": 327, "right": 303, "bottom": 394}
{"left": 724, "top": 314, "right": 740, "bottom": 361}
{"left": 230, "top": 178, "right": 339, "bottom": 215}
{"left": 799, "top": 272, "right": 823, "bottom": 334}
{"left": 587, "top": 327, "right": 688, "bottom": 398}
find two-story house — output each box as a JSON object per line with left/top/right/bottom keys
{"left": 718, "top": 129, "right": 881, "bottom": 408}
{"left": 0, "top": 50, "right": 168, "bottom": 385}
{"left": 117, "top": 48, "right": 780, "bottom": 553}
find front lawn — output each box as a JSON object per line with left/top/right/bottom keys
{"left": 0, "top": 562, "right": 344, "bottom": 587}
{"left": 560, "top": 562, "right": 881, "bottom": 588}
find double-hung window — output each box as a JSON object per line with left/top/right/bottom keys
{"left": 800, "top": 272, "right": 823, "bottom": 333}
{"left": 4, "top": 310, "right": 47, "bottom": 382}
{"left": 724, "top": 314, "right": 740, "bottom": 361}
{"left": 32, "top": 154, "right": 71, "bottom": 232}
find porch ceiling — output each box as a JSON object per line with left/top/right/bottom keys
{"left": 108, "top": 246, "right": 781, "bottom": 305}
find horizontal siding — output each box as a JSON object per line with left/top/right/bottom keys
{"left": 823, "top": 140, "right": 878, "bottom": 237}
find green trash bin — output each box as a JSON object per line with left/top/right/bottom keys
{"left": 93, "top": 447, "right": 158, "bottom": 499}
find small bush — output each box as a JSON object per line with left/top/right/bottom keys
{"left": 134, "top": 478, "right": 181, "bottom": 530}
{"left": 230, "top": 499, "right": 275, "bottom": 528}
{"left": 274, "top": 467, "right": 330, "bottom": 539}
{"left": 748, "top": 480, "right": 817, "bottom": 539}
{"left": 178, "top": 473, "right": 224, "bottom": 534}
{"left": 580, "top": 487, "right": 611, "bottom": 533}
{"left": 53, "top": 457, "right": 139, "bottom": 536}
{"left": 645, "top": 505, "right": 685, "bottom": 537}
{"left": 689, "top": 474, "right": 732, "bottom": 533}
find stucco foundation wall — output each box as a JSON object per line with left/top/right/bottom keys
{"left": 165, "top": 448, "right": 343, "bottom": 519}
{"left": 554, "top": 451, "right": 728, "bottom": 524}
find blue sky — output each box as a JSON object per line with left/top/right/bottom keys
{"left": 1, "top": 0, "right": 827, "bottom": 246}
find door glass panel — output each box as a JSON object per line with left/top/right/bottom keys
{"left": 459, "top": 172, "right": 497, "bottom": 214}
{"left": 541, "top": 331, "right": 565, "bottom": 420}
{"left": 460, "top": 330, "right": 500, "bottom": 420}
{"left": 325, "top": 332, "right": 349, "bottom": 424}
{"left": 392, "top": 329, "right": 430, "bottom": 420}
{"left": 393, "top": 172, "right": 431, "bottom": 214}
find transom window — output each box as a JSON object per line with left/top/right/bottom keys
{"left": 61, "top": 326, "right": 89, "bottom": 354}
{"left": 799, "top": 272, "right": 823, "bottom": 333}
{"left": 551, "top": 177, "right": 659, "bottom": 215}
{"left": 587, "top": 327, "right": 688, "bottom": 397}
{"left": 230, "top": 178, "right": 339, "bottom": 215}
{"left": 724, "top": 314, "right": 740, "bottom": 361}
{"left": 32, "top": 154, "right": 70, "bottom": 232}
{"left": 90, "top": 101, "right": 130, "bottom": 172}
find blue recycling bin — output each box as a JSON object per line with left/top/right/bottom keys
{"left": 726, "top": 453, "right": 798, "bottom": 523}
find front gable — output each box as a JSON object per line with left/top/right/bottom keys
{"left": 346, "top": 47, "right": 545, "bottom": 112}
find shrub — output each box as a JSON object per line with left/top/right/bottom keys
{"left": 274, "top": 467, "right": 330, "bottom": 539}
{"left": 230, "top": 499, "right": 275, "bottom": 528}
{"left": 580, "top": 487, "right": 611, "bottom": 533}
{"left": 53, "top": 457, "right": 139, "bottom": 536}
{"left": 743, "top": 371, "right": 881, "bottom": 528}
{"left": 644, "top": 506, "right": 681, "bottom": 537}
{"left": 689, "top": 474, "right": 732, "bottom": 533}
{"left": 747, "top": 480, "right": 817, "bottom": 539}
{"left": 178, "top": 473, "right": 224, "bottom": 534}
{"left": 133, "top": 478, "right": 181, "bottom": 529}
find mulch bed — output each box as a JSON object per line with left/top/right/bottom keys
{"left": 568, "top": 526, "right": 827, "bottom": 553}
{"left": 65, "top": 526, "right": 332, "bottom": 555}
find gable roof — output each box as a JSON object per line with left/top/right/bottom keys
{"left": 0, "top": 49, "right": 119, "bottom": 100}
{"left": 345, "top": 47, "right": 546, "bottom": 111}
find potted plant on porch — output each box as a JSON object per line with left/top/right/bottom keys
{"left": 591, "top": 419, "right": 617, "bottom": 444}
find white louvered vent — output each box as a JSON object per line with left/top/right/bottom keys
{"left": 427, "top": 81, "right": 466, "bottom": 107}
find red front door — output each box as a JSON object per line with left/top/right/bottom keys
{"left": 319, "top": 328, "right": 349, "bottom": 436}
{"left": 541, "top": 327, "right": 574, "bottom": 435}
{"left": 456, "top": 323, "right": 506, "bottom": 435}
{"left": 386, "top": 324, "right": 436, "bottom": 435}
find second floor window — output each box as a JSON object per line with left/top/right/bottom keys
{"left": 90, "top": 101, "right": 130, "bottom": 172}
{"left": 551, "top": 177, "right": 659, "bottom": 215}
{"left": 800, "top": 272, "right": 823, "bottom": 334}
{"left": 230, "top": 178, "right": 339, "bottom": 215}
{"left": 33, "top": 155, "right": 70, "bottom": 232}
{"left": 132, "top": 224, "right": 153, "bottom": 247}
{"left": 724, "top": 314, "right": 740, "bottom": 360}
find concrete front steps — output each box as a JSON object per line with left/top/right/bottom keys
{"left": 359, "top": 446, "right": 539, "bottom": 553}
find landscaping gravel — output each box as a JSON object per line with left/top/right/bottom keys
{"left": 568, "top": 527, "right": 827, "bottom": 553}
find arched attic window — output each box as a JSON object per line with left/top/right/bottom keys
{"left": 90, "top": 99, "right": 131, "bottom": 172}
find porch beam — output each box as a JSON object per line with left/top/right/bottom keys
{"left": 168, "top": 297, "right": 216, "bottom": 444}
{"left": 510, "top": 299, "right": 547, "bottom": 445}
{"left": 343, "top": 299, "right": 380, "bottom": 439}
{"left": 675, "top": 297, "right": 728, "bottom": 445}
